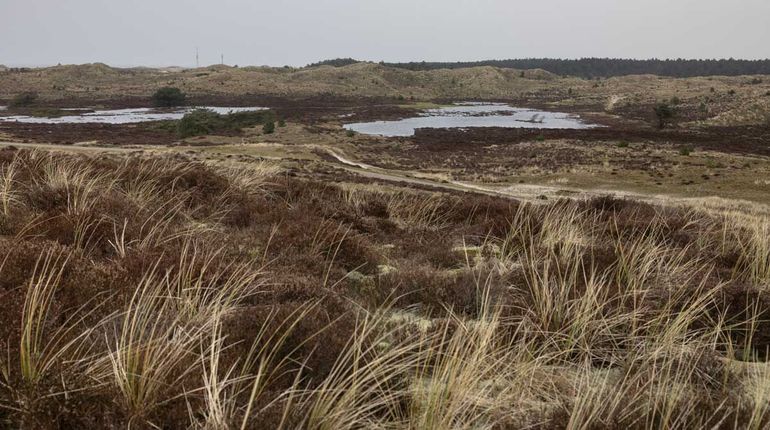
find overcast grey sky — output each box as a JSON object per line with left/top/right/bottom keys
{"left": 1, "top": 0, "right": 769, "bottom": 67}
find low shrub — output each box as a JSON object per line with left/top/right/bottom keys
{"left": 177, "top": 109, "right": 223, "bottom": 137}
{"left": 151, "top": 87, "right": 186, "bottom": 107}
{"left": 654, "top": 102, "right": 676, "bottom": 129}
{"left": 177, "top": 109, "right": 275, "bottom": 138}
{"left": 8, "top": 92, "right": 39, "bottom": 108}
{"left": 226, "top": 110, "right": 275, "bottom": 129}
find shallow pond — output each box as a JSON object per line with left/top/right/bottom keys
{"left": 344, "top": 103, "right": 598, "bottom": 137}
{"left": 0, "top": 106, "right": 266, "bottom": 124}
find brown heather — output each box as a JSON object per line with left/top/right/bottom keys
{"left": 0, "top": 147, "right": 769, "bottom": 428}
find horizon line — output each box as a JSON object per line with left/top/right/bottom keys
{"left": 4, "top": 56, "right": 770, "bottom": 70}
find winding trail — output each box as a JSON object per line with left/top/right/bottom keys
{"left": 0, "top": 139, "right": 558, "bottom": 200}
{"left": 325, "top": 148, "right": 520, "bottom": 197}
{"left": 0, "top": 139, "right": 744, "bottom": 208}
{"left": 325, "top": 147, "right": 621, "bottom": 201}
{"left": 322, "top": 147, "right": 765, "bottom": 213}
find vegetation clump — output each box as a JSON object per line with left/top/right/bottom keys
{"left": 177, "top": 109, "right": 221, "bottom": 137}
{"left": 177, "top": 108, "right": 275, "bottom": 138}
{"left": 654, "top": 101, "right": 676, "bottom": 129}
{"left": 151, "top": 87, "right": 186, "bottom": 107}
{"left": 8, "top": 92, "right": 39, "bottom": 108}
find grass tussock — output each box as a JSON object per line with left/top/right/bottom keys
{"left": 0, "top": 148, "right": 769, "bottom": 428}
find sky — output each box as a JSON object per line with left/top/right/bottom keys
{"left": 1, "top": 0, "right": 769, "bottom": 68}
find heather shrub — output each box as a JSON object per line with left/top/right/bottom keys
{"left": 0, "top": 148, "right": 768, "bottom": 428}
{"left": 374, "top": 263, "right": 487, "bottom": 317}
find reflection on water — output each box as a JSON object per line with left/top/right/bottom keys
{"left": 344, "top": 103, "right": 598, "bottom": 137}
{"left": 0, "top": 106, "right": 266, "bottom": 124}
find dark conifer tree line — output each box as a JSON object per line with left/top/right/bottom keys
{"left": 308, "top": 58, "right": 770, "bottom": 78}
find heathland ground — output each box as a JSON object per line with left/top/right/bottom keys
{"left": 0, "top": 62, "right": 769, "bottom": 428}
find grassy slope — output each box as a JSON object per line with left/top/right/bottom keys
{"left": 0, "top": 148, "right": 769, "bottom": 428}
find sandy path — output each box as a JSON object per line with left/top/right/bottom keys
{"left": 325, "top": 147, "right": 602, "bottom": 201}
{"left": 5, "top": 139, "right": 759, "bottom": 211}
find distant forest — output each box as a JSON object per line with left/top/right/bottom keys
{"left": 307, "top": 58, "right": 770, "bottom": 78}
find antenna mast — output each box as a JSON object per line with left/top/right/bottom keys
{"left": 196, "top": 47, "right": 199, "bottom": 68}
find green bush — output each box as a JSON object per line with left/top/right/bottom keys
{"left": 262, "top": 121, "right": 276, "bottom": 134}
{"left": 278, "top": 119, "right": 286, "bottom": 127}
{"left": 226, "top": 110, "right": 275, "bottom": 129}
{"left": 178, "top": 109, "right": 223, "bottom": 137}
{"left": 346, "top": 130, "right": 356, "bottom": 138}
{"left": 679, "top": 145, "right": 694, "bottom": 156}
{"left": 152, "top": 87, "right": 186, "bottom": 107}
{"left": 617, "top": 141, "right": 629, "bottom": 148}
{"left": 9, "top": 92, "right": 39, "bottom": 108}
{"left": 176, "top": 109, "right": 276, "bottom": 138}
{"left": 653, "top": 102, "right": 676, "bottom": 129}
